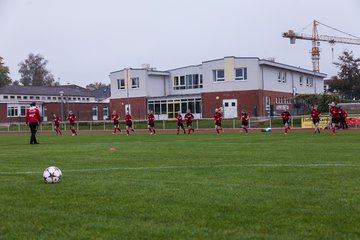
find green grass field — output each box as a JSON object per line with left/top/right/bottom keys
{"left": 1, "top": 131, "right": 360, "bottom": 239}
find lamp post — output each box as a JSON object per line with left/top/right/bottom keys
{"left": 59, "top": 91, "right": 64, "bottom": 121}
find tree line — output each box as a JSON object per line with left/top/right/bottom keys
{"left": 0, "top": 53, "right": 106, "bottom": 90}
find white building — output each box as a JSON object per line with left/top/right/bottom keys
{"left": 109, "top": 56, "right": 326, "bottom": 119}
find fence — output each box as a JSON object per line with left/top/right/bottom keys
{"left": 1, "top": 115, "right": 360, "bottom": 132}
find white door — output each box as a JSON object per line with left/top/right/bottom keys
{"left": 223, "top": 99, "right": 238, "bottom": 118}
{"left": 92, "top": 107, "right": 98, "bottom": 121}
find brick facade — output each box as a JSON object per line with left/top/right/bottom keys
{"left": 110, "top": 97, "right": 147, "bottom": 120}
{"left": 201, "top": 90, "right": 294, "bottom": 118}
{"left": 1, "top": 102, "right": 110, "bottom": 124}
{"left": 44, "top": 102, "right": 109, "bottom": 121}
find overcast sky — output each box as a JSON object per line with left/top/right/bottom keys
{"left": 1, "top": 0, "right": 359, "bottom": 87}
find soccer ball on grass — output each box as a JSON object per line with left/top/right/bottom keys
{"left": 43, "top": 166, "right": 62, "bottom": 183}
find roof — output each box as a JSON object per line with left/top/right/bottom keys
{"left": 259, "top": 60, "right": 327, "bottom": 77}
{"left": 91, "top": 85, "right": 111, "bottom": 99}
{"left": 0, "top": 85, "right": 93, "bottom": 97}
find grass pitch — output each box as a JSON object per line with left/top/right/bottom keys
{"left": 1, "top": 131, "right": 360, "bottom": 239}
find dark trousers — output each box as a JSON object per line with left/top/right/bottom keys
{"left": 341, "top": 118, "right": 348, "bottom": 129}
{"left": 29, "top": 122, "right": 39, "bottom": 144}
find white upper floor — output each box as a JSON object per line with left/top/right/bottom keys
{"left": 109, "top": 56, "right": 327, "bottom": 99}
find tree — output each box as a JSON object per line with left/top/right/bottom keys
{"left": 0, "top": 56, "right": 12, "bottom": 87}
{"left": 86, "top": 82, "right": 107, "bottom": 91}
{"left": 12, "top": 80, "right": 20, "bottom": 86}
{"left": 18, "top": 53, "right": 59, "bottom": 86}
{"left": 294, "top": 94, "right": 340, "bottom": 113}
{"left": 329, "top": 51, "right": 360, "bottom": 99}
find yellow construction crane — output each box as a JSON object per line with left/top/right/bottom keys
{"left": 282, "top": 20, "right": 360, "bottom": 72}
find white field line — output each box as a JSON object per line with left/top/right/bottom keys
{"left": 0, "top": 163, "right": 360, "bottom": 175}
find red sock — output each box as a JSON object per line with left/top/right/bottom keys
{"left": 55, "top": 129, "right": 58, "bottom": 134}
{"left": 177, "top": 127, "right": 180, "bottom": 134}
{"left": 153, "top": 129, "right": 156, "bottom": 134}
{"left": 126, "top": 129, "right": 129, "bottom": 134}
{"left": 244, "top": 127, "right": 248, "bottom": 133}
{"left": 149, "top": 128, "right": 152, "bottom": 133}
{"left": 216, "top": 129, "right": 220, "bottom": 134}
{"left": 59, "top": 130, "right": 62, "bottom": 134}
{"left": 183, "top": 128, "right": 186, "bottom": 133}
{"left": 188, "top": 129, "right": 191, "bottom": 134}
{"left": 113, "top": 129, "right": 116, "bottom": 133}
{"left": 332, "top": 128, "right": 336, "bottom": 134}
{"left": 117, "top": 128, "right": 121, "bottom": 132}
{"left": 285, "top": 128, "right": 288, "bottom": 133}
{"left": 192, "top": 128, "right": 195, "bottom": 132}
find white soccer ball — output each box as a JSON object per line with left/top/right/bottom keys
{"left": 43, "top": 166, "right": 62, "bottom": 183}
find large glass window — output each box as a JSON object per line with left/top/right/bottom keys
{"left": 213, "top": 70, "right": 225, "bottom": 82}
{"left": 173, "top": 74, "right": 203, "bottom": 90}
{"left": 7, "top": 106, "right": 19, "bottom": 117}
{"left": 161, "top": 102, "right": 167, "bottom": 114}
{"left": 20, "top": 106, "right": 26, "bottom": 116}
{"left": 235, "top": 68, "right": 247, "bottom": 81}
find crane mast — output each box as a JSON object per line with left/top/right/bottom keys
{"left": 282, "top": 20, "right": 360, "bottom": 72}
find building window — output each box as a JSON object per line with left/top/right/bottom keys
{"left": 235, "top": 68, "right": 247, "bottom": 81}
{"left": 277, "top": 72, "right": 287, "bottom": 83}
{"left": 17, "top": 96, "right": 21, "bottom": 100}
{"left": 43, "top": 107, "right": 47, "bottom": 118}
{"left": 20, "top": 106, "right": 26, "bottom": 116}
{"left": 306, "top": 77, "right": 313, "bottom": 87}
{"left": 103, "top": 107, "right": 109, "bottom": 120}
{"left": 86, "top": 98, "right": 90, "bottom": 101}
{"left": 148, "top": 98, "right": 202, "bottom": 116}
{"left": 173, "top": 74, "right": 202, "bottom": 90}
{"left": 3, "top": 96, "right": 8, "bottom": 99}
{"left": 47, "top": 96, "right": 51, "bottom": 100}
{"left": 117, "top": 79, "right": 125, "bottom": 89}
{"left": 131, "top": 77, "right": 140, "bottom": 89}
{"left": 30, "top": 96, "right": 34, "bottom": 100}
{"left": 7, "top": 106, "right": 19, "bottom": 117}
{"left": 10, "top": 96, "right": 15, "bottom": 99}
{"left": 35, "top": 96, "right": 40, "bottom": 100}
{"left": 299, "top": 76, "right": 303, "bottom": 86}
{"left": 213, "top": 70, "right": 225, "bottom": 82}
{"left": 173, "top": 76, "right": 185, "bottom": 90}
{"left": 23, "top": 96, "right": 28, "bottom": 100}
{"left": 282, "top": 72, "right": 287, "bottom": 83}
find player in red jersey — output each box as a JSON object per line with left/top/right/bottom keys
{"left": 184, "top": 109, "right": 195, "bottom": 134}
{"left": 52, "top": 113, "right": 62, "bottom": 135}
{"left": 67, "top": 110, "right": 78, "bottom": 136}
{"left": 214, "top": 108, "right": 223, "bottom": 134}
{"left": 176, "top": 112, "right": 186, "bottom": 134}
{"left": 339, "top": 106, "right": 348, "bottom": 129}
{"left": 147, "top": 111, "right": 156, "bottom": 135}
{"left": 240, "top": 110, "right": 249, "bottom": 133}
{"left": 25, "top": 102, "right": 41, "bottom": 144}
{"left": 124, "top": 112, "right": 135, "bottom": 135}
{"left": 329, "top": 102, "right": 341, "bottom": 136}
{"left": 281, "top": 110, "right": 291, "bottom": 134}
{"left": 310, "top": 105, "right": 321, "bottom": 133}
{"left": 111, "top": 110, "right": 121, "bottom": 134}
